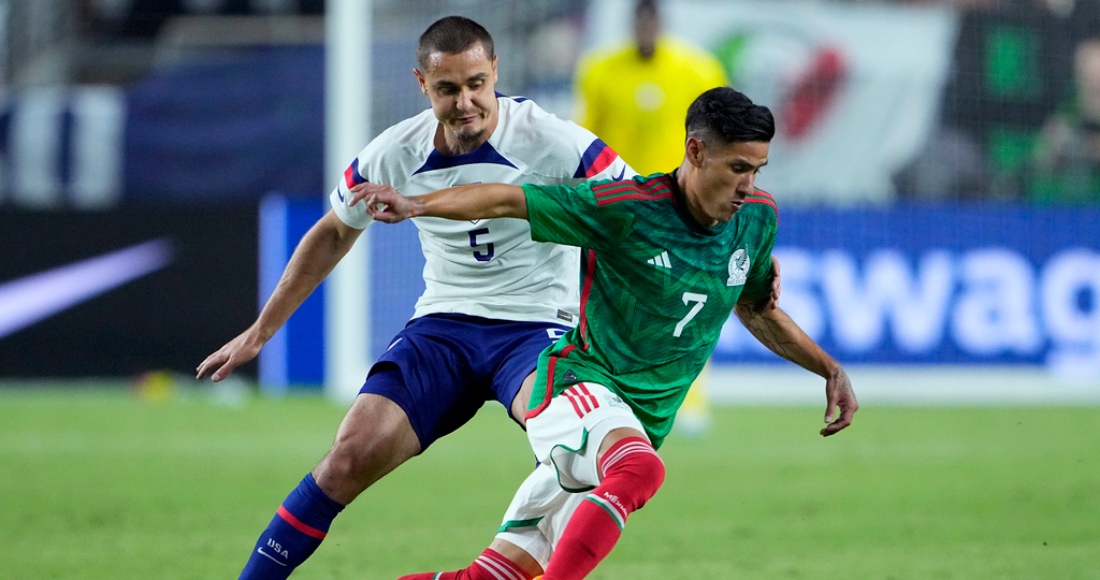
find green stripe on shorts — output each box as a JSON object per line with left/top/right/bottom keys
{"left": 497, "top": 516, "right": 545, "bottom": 534}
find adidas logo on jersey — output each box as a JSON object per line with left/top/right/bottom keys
{"left": 647, "top": 251, "right": 671, "bottom": 269}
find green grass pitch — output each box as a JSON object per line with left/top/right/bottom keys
{"left": 1, "top": 385, "right": 1097, "bottom": 579}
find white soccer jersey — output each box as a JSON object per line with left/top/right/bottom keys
{"left": 330, "top": 96, "right": 636, "bottom": 326}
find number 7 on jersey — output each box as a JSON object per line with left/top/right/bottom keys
{"left": 673, "top": 292, "right": 708, "bottom": 337}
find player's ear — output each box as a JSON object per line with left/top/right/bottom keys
{"left": 414, "top": 68, "right": 428, "bottom": 94}
{"left": 685, "top": 136, "right": 705, "bottom": 168}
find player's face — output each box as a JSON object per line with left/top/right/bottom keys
{"left": 416, "top": 44, "right": 499, "bottom": 150}
{"left": 686, "top": 138, "right": 769, "bottom": 226}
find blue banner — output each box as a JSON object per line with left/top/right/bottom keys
{"left": 262, "top": 202, "right": 1100, "bottom": 386}
{"left": 125, "top": 46, "right": 325, "bottom": 203}
{"left": 716, "top": 206, "right": 1100, "bottom": 372}
{"left": 361, "top": 205, "right": 1100, "bottom": 370}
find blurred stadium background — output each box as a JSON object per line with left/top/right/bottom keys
{"left": 1, "top": 0, "right": 1099, "bottom": 578}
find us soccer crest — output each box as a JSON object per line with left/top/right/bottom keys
{"left": 727, "top": 248, "right": 749, "bottom": 286}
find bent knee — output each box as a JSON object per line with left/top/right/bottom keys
{"left": 600, "top": 437, "right": 665, "bottom": 511}
{"left": 315, "top": 410, "right": 421, "bottom": 498}
{"left": 325, "top": 431, "right": 416, "bottom": 480}
{"left": 628, "top": 449, "right": 666, "bottom": 506}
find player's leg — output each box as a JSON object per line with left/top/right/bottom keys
{"left": 312, "top": 391, "right": 422, "bottom": 502}
{"left": 394, "top": 321, "right": 570, "bottom": 579}
{"left": 489, "top": 319, "right": 570, "bottom": 428}
{"left": 396, "top": 542, "right": 541, "bottom": 580}
{"left": 238, "top": 316, "right": 486, "bottom": 579}
{"left": 541, "top": 426, "right": 664, "bottom": 579}
{"left": 526, "top": 383, "right": 666, "bottom": 580}
{"left": 238, "top": 379, "right": 421, "bottom": 579}
{"left": 510, "top": 370, "right": 537, "bottom": 427}
{"left": 398, "top": 462, "right": 574, "bottom": 580}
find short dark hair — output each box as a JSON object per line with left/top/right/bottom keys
{"left": 685, "top": 87, "right": 775, "bottom": 144}
{"left": 417, "top": 16, "right": 495, "bottom": 71}
{"left": 635, "top": 0, "right": 659, "bottom": 18}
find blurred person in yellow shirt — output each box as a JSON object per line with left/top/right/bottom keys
{"left": 574, "top": 0, "right": 729, "bottom": 435}
{"left": 574, "top": 0, "right": 729, "bottom": 177}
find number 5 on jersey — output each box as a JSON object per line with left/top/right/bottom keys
{"left": 468, "top": 227, "right": 494, "bottom": 262}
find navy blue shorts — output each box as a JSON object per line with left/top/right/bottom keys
{"left": 361, "top": 313, "right": 570, "bottom": 451}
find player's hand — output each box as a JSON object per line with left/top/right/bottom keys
{"left": 196, "top": 329, "right": 264, "bottom": 382}
{"left": 349, "top": 183, "right": 411, "bottom": 223}
{"left": 820, "top": 365, "right": 857, "bottom": 437}
{"left": 347, "top": 181, "right": 383, "bottom": 208}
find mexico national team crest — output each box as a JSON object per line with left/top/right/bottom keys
{"left": 727, "top": 248, "right": 749, "bottom": 287}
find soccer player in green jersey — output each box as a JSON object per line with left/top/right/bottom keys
{"left": 353, "top": 87, "right": 858, "bottom": 580}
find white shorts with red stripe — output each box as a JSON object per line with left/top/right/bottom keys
{"left": 496, "top": 382, "right": 648, "bottom": 568}
{"left": 527, "top": 381, "right": 648, "bottom": 492}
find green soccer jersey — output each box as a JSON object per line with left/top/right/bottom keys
{"left": 523, "top": 172, "right": 778, "bottom": 448}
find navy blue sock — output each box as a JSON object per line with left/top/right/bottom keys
{"left": 238, "top": 473, "right": 345, "bottom": 579}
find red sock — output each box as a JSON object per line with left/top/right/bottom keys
{"left": 542, "top": 436, "right": 665, "bottom": 580}
{"left": 397, "top": 548, "right": 534, "bottom": 580}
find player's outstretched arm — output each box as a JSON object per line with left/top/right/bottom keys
{"left": 733, "top": 303, "right": 858, "bottom": 436}
{"left": 196, "top": 210, "right": 363, "bottom": 381}
{"left": 349, "top": 182, "right": 528, "bottom": 223}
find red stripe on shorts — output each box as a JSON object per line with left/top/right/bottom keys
{"left": 577, "top": 383, "right": 600, "bottom": 411}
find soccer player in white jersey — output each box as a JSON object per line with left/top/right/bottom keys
{"left": 195, "top": 16, "right": 635, "bottom": 580}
